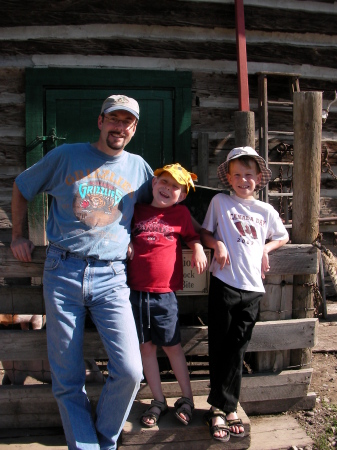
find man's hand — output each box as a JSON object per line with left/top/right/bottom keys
{"left": 10, "top": 237, "right": 35, "bottom": 262}
{"left": 127, "top": 242, "right": 134, "bottom": 260}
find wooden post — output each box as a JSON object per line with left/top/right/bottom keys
{"left": 234, "top": 111, "right": 255, "bottom": 148}
{"left": 291, "top": 91, "right": 322, "bottom": 368}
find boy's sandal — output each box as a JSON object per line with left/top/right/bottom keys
{"left": 140, "top": 398, "right": 168, "bottom": 428}
{"left": 227, "top": 417, "right": 245, "bottom": 438}
{"left": 174, "top": 397, "right": 195, "bottom": 425}
{"left": 203, "top": 408, "right": 230, "bottom": 442}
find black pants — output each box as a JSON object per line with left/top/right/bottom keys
{"left": 207, "top": 274, "right": 262, "bottom": 413}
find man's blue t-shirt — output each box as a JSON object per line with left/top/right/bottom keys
{"left": 15, "top": 143, "right": 153, "bottom": 260}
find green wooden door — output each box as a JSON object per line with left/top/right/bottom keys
{"left": 45, "top": 89, "right": 174, "bottom": 170}
{"left": 25, "top": 68, "right": 192, "bottom": 244}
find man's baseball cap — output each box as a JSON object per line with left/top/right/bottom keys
{"left": 217, "top": 146, "right": 272, "bottom": 191}
{"left": 153, "top": 163, "right": 198, "bottom": 194}
{"left": 101, "top": 95, "right": 139, "bottom": 120}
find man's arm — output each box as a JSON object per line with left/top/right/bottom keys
{"left": 10, "top": 182, "right": 35, "bottom": 262}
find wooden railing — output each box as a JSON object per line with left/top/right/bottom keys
{"left": 0, "top": 244, "right": 319, "bottom": 427}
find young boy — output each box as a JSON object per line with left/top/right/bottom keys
{"left": 127, "top": 163, "right": 208, "bottom": 428}
{"left": 201, "top": 147, "right": 289, "bottom": 442}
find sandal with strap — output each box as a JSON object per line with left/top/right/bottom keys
{"left": 140, "top": 398, "right": 168, "bottom": 428}
{"left": 174, "top": 397, "right": 195, "bottom": 425}
{"left": 203, "top": 408, "right": 231, "bottom": 442}
{"left": 227, "top": 417, "right": 245, "bottom": 438}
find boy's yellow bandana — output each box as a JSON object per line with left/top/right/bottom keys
{"left": 153, "top": 163, "right": 198, "bottom": 194}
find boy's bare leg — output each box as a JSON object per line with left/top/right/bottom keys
{"left": 140, "top": 341, "right": 165, "bottom": 425}
{"left": 163, "top": 343, "right": 193, "bottom": 422}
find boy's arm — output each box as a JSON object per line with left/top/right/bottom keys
{"left": 190, "top": 215, "right": 201, "bottom": 233}
{"left": 200, "top": 228, "right": 230, "bottom": 270}
{"left": 186, "top": 240, "right": 208, "bottom": 274}
{"left": 261, "top": 238, "right": 289, "bottom": 279}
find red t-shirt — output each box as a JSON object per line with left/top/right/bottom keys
{"left": 127, "top": 203, "right": 200, "bottom": 293}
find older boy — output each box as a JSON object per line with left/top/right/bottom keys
{"left": 128, "top": 163, "right": 208, "bottom": 428}
{"left": 201, "top": 147, "right": 289, "bottom": 442}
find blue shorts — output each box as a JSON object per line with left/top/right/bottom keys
{"left": 130, "top": 290, "right": 181, "bottom": 346}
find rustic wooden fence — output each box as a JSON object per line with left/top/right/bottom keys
{"left": 0, "top": 243, "right": 318, "bottom": 428}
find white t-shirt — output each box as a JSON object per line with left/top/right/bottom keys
{"left": 202, "top": 193, "right": 289, "bottom": 292}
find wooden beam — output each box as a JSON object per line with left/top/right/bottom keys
{"left": 0, "top": 286, "right": 44, "bottom": 314}
{"left": 291, "top": 91, "right": 323, "bottom": 369}
{"left": 0, "top": 244, "right": 319, "bottom": 278}
{"left": 0, "top": 369, "right": 313, "bottom": 428}
{"left": 0, "top": 318, "right": 318, "bottom": 360}
{"left": 137, "top": 368, "right": 312, "bottom": 401}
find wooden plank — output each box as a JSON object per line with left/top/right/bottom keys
{"left": 267, "top": 244, "right": 318, "bottom": 275}
{"left": 0, "top": 286, "right": 44, "bottom": 314}
{"left": 0, "top": 415, "right": 313, "bottom": 450}
{"left": 242, "top": 392, "right": 317, "bottom": 416}
{"left": 0, "top": 246, "right": 46, "bottom": 277}
{"left": 248, "top": 318, "right": 318, "bottom": 352}
{"left": 0, "top": 318, "right": 318, "bottom": 360}
{"left": 0, "top": 244, "right": 319, "bottom": 278}
{"left": 254, "top": 275, "right": 293, "bottom": 372}
{"left": 121, "top": 397, "right": 250, "bottom": 448}
{"left": 0, "top": 384, "right": 101, "bottom": 417}
{"left": 239, "top": 368, "right": 312, "bottom": 402}
{"left": 0, "top": 371, "right": 314, "bottom": 428}
{"left": 136, "top": 368, "right": 312, "bottom": 401}
{"left": 249, "top": 414, "right": 313, "bottom": 450}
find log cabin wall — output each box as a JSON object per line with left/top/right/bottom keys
{"left": 0, "top": 3, "right": 336, "bottom": 289}
{"left": 1, "top": 1, "right": 337, "bottom": 265}
{"left": 0, "top": 0, "right": 331, "bottom": 426}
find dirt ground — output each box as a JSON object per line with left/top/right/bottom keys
{"left": 289, "top": 301, "right": 337, "bottom": 449}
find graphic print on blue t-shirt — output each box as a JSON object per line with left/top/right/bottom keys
{"left": 73, "top": 179, "right": 124, "bottom": 227}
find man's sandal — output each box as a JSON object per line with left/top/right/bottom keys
{"left": 227, "top": 417, "right": 245, "bottom": 438}
{"left": 140, "top": 398, "right": 168, "bottom": 428}
{"left": 203, "top": 408, "right": 230, "bottom": 442}
{"left": 174, "top": 397, "right": 194, "bottom": 425}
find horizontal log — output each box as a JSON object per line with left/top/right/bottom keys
{"left": 137, "top": 368, "right": 312, "bottom": 402}
{"left": 1, "top": 36, "right": 337, "bottom": 72}
{"left": 241, "top": 392, "right": 317, "bottom": 416}
{"left": 0, "top": 368, "right": 313, "bottom": 428}
{"left": 0, "top": 1, "right": 335, "bottom": 35}
{"left": 0, "top": 286, "right": 45, "bottom": 314}
{"left": 0, "top": 246, "right": 46, "bottom": 277}
{"left": 0, "top": 318, "right": 318, "bottom": 360}
{"left": 0, "top": 244, "right": 319, "bottom": 278}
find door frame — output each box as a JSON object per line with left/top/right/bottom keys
{"left": 25, "top": 68, "right": 192, "bottom": 244}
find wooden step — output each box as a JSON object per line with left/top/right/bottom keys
{"left": 120, "top": 396, "right": 250, "bottom": 449}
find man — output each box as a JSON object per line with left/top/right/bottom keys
{"left": 11, "top": 95, "right": 153, "bottom": 450}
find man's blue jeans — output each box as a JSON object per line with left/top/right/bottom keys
{"left": 43, "top": 245, "right": 143, "bottom": 450}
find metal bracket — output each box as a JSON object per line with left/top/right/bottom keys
{"left": 26, "top": 128, "right": 66, "bottom": 151}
